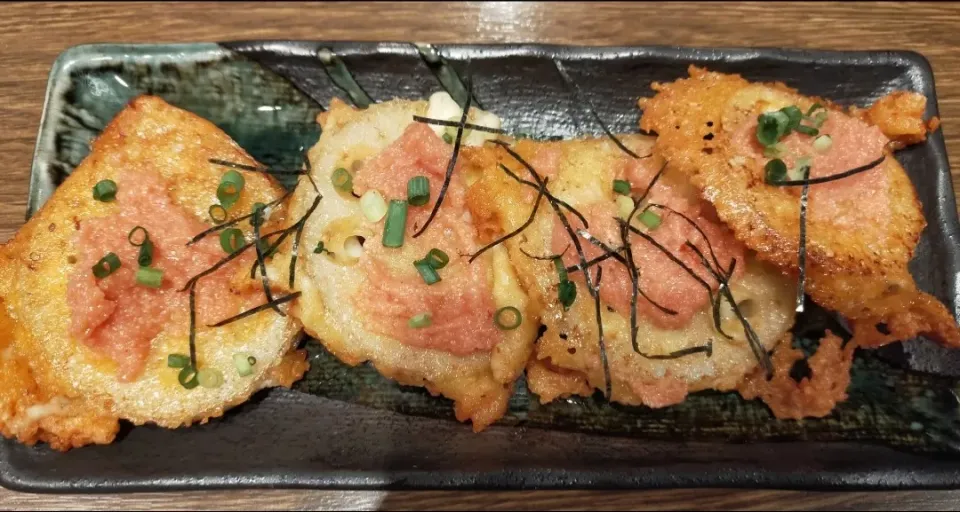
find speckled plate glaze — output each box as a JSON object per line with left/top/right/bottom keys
{"left": 4, "top": 42, "right": 960, "bottom": 492}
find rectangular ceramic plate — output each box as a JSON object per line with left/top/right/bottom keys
{"left": 4, "top": 42, "right": 960, "bottom": 492}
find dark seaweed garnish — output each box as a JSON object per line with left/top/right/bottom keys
{"left": 287, "top": 194, "right": 322, "bottom": 289}
{"left": 468, "top": 177, "right": 548, "bottom": 263}
{"left": 764, "top": 153, "right": 886, "bottom": 313}
{"left": 575, "top": 229, "right": 678, "bottom": 317}
{"left": 519, "top": 245, "right": 570, "bottom": 261}
{"left": 412, "top": 115, "right": 506, "bottom": 135}
{"left": 553, "top": 59, "right": 651, "bottom": 161}
{"left": 684, "top": 241, "right": 773, "bottom": 377}
{"left": 317, "top": 48, "right": 374, "bottom": 108}
{"left": 498, "top": 163, "right": 589, "bottom": 228}
{"left": 795, "top": 165, "right": 811, "bottom": 313}
{"left": 491, "top": 140, "right": 597, "bottom": 298}
{"left": 251, "top": 206, "right": 284, "bottom": 316}
{"left": 186, "top": 188, "right": 294, "bottom": 246}
{"left": 413, "top": 72, "right": 473, "bottom": 238}
{"left": 188, "top": 285, "right": 197, "bottom": 369}
{"left": 765, "top": 154, "right": 885, "bottom": 187}
{"left": 208, "top": 158, "right": 308, "bottom": 176}
{"left": 592, "top": 266, "right": 612, "bottom": 398}
{"left": 208, "top": 292, "right": 302, "bottom": 328}
{"left": 622, "top": 221, "right": 732, "bottom": 341}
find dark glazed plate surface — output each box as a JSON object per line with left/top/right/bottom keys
{"left": 3, "top": 42, "right": 960, "bottom": 492}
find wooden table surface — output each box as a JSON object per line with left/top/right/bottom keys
{"left": 2, "top": 2, "right": 960, "bottom": 510}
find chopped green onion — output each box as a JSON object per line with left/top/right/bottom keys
{"left": 558, "top": 280, "right": 577, "bottom": 310}
{"left": 811, "top": 111, "right": 828, "bottom": 128}
{"left": 127, "top": 226, "right": 149, "bottom": 246}
{"left": 197, "top": 368, "right": 224, "bottom": 389}
{"left": 794, "top": 125, "right": 819, "bottom": 136}
{"left": 408, "top": 312, "right": 432, "bottom": 329}
{"left": 407, "top": 176, "right": 430, "bottom": 206}
{"left": 167, "top": 354, "right": 190, "bottom": 369}
{"left": 382, "top": 200, "right": 408, "bottom": 248}
{"left": 221, "top": 169, "right": 245, "bottom": 187}
{"left": 494, "top": 306, "right": 523, "bottom": 330}
{"left": 612, "top": 179, "right": 632, "bottom": 196}
{"left": 313, "top": 241, "right": 327, "bottom": 254}
{"left": 424, "top": 248, "right": 449, "bottom": 269}
{"left": 217, "top": 170, "right": 245, "bottom": 210}
{"left": 756, "top": 111, "right": 790, "bottom": 146}
{"left": 136, "top": 267, "right": 163, "bottom": 288}
{"left": 442, "top": 132, "right": 453, "bottom": 144}
{"left": 813, "top": 134, "right": 833, "bottom": 153}
{"left": 638, "top": 210, "right": 662, "bottom": 230}
{"left": 233, "top": 353, "right": 256, "bottom": 377}
{"left": 331, "top": 167, "right": 353, "bottom": 193}
{"left": 414, "top": 259, "right": 441, "bottom": 285}
{"left": 806, "top": 103, "right": 824, "bottom": 116}
{"left": 92, "top": 252, "right": 121, "bottom": 279}
{"left": 553, "top": 257, "right": 568, "bottom": 283}
{"left": 360, "top": 189, "right": 388, "bottom": 222}
{"left": 763, "top": 143, "right": 784, "bottom": 159}
{"left": 178, "top": 366, "right": 199, "bottom": 390}
{"left": 616, "top": 194, "right": 635, "bottom": 221}
{"left": 137, "top": 239, "right": 154, "bottom": 267}
{"left": 764, "top": 158, "right": 788, "bottom": 183}
{"left": 250, "top": 202, "right": 267, "bottom": 228}
{"left": 209, "top": 204, "right": 228, "bottom": 224}
{"left": 781, "top": 105, "right": 803, "bottom": 131}
{"left": 92, "top": 180, "right": 118, "bottom": 202}
{"left": 220, "top": 228, "right": 244, "bottom": 254}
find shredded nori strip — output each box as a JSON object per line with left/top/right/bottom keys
{"left": 288, "top": 194, "right": 323, "bottom": 288}
{"left": 553, "top": 59, "right": 652, "bottom": 161}
{"left": 684, "top": 242, "right": 773, "bottom": 377}
{"left": 765, "top": 154, "right": 885, "bottom": 187}
{"left": 519, "top": 244, "right": 569, "bottom": 261}
{"left": 592, "top": 267, "right": 612, "bottom": 398}
{"left": 413, "top": 73, "right": 473, "bottom": 238}
{"left": 565, "top": 251, "right": 621, "bottom": 274}
{"left": 187, "top": 188, "right": 294, "bottom": 246}
{"left": 208, "top": 292, "right": 302, "bottom": 328}
{"left": 498, "top": 163, "right": 590, "bottom": 229}
{"left": 412, "top": 115, "right": 506, "bottom": 135}
{"left": 188, "top": 285, "right": 197, "bottom": 369}
{"left": 208, "top": 158, "right": 308, "bottom": 176}
{"left": 646, "top": 203, "right": 725, "bottom": 279}
{"left": 795, "top": 163, "right": 811, "bottom": 313}
{"left": 252, "top": 207, "right": 284, "bottom": 317}
{"left": 492, "top": 139, "right": 597, "bottom": 298}
{"left": 184, "top": 225, "right": 291, "bottom": 291}
{"left": 468, "top": 177, "right": 548, "bottom": 263}
{"left": 623, "top": 222, "right": 733, "bottom": 340}
{"left": 576, "top": 229, "right": 677, "bottom": 316}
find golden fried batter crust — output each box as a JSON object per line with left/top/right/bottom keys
{"left": 0, "top": 96, "right": 305, "bottom": 450}
{"left": 639, "top": 66, "right": 959, "bottom": 350}
{"left": 738, "top": 330, "right": 854, "bottom": 419}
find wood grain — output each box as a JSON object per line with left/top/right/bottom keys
{"left": 1, "top": 2, "right": 959, "bottom": 510}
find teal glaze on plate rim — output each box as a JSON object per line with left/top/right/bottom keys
{"left": 28, "top": 44, "right": 232, "bottom": 217}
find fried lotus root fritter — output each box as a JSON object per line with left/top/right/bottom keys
{"left": 464, "top": 135, "right": 796, "bottom": 407}
{"left": 639, "top": 66, "right": 959, "bottom": 350}
{"left": 0, "top": 96, "right": 306, "bottom": 450}
{"left": 291, "top": 97, "right": 537, "bottom": 432}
